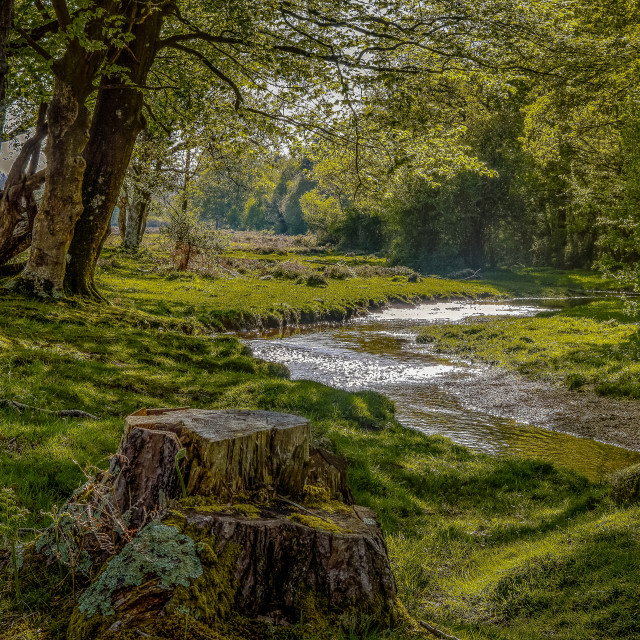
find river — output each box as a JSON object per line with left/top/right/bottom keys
{"left": 245, "top": 300, "right": 640, "bottom": 481}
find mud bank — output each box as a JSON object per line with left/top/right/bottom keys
{"left": 439, "top": 367, "right": 640, "bottom": 452}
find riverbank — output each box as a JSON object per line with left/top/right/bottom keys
{"left": 97, "top": 234, "right": 500, "bottom": 330}
{"left": 417, "top": 298, "right": 640, "bottom": 399}
{"left": 439, "top": 367, "right": 640, "bottom": 451}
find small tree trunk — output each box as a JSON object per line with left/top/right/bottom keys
{"left": 123, "top": 192, "right": 151, "bottom": 250}
{"left": 174, "top": 241, "right": 192, "bottom": 271}
{"left": 117, "top": 193, "right": 128, "bottom": 240}
{"left": 182, "top": 146, "right": 192, "bottom": 215}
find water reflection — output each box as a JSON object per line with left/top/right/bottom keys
{"left": 247, "top": 301, "right": 640, "bottom": 481}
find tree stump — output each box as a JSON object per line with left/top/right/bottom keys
{"left": 67, "top": 408, "right": 398, "bottom": 639}
{"left": 123, "top": 407, "right": 311, "bottom": 499}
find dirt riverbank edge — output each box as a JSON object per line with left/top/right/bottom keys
{"left": 437, "top": 366, "right": 640, "bottom": 453}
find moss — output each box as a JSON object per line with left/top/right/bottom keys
{"left": 160, "top": 512, "right": 241, "bottom": 627}
{"left": 303, "top": 483, "right": 331, "bottom": 503}
{"left": 175, "top": 496, "right": 262, "bottom": 518}
{"left": 288, "top": 513, "right": 345, "bottom": 534}
{"left": 166, "top": 538, "right": 240, "bottom": 626}
{"left": 302, "top": 484, "right": 352, "bottom": 514}
{"left": 609, "top": 463, "right": 640, "bottom": 503}
{"left": 67, "top": 609, "right": 115, "bottom": 640}
{"left": 231, "top": 503, "right": 261, "bottom": 518}
{"left": 294, "top": 589, "right": 401, "bottom": 636}
{"left": 178, "top": 495, "right": 227, "bottom": 512}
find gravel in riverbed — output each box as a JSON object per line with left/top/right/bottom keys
{"left": 439, "top": 368, "right": 640, "bottom": 451}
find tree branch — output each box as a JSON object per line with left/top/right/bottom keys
{"left": 0, "top": 399, "right": 98, "bottom": 420}
{"left": 50, "top": 0, "right": 71, "bottom": 30}
{"left": 33, "top": 0, "right": 52, "bottom": 20}
{"left": 168, "top": 43, "right": 244, "bottom": 109}
{"left": 15, "top": 25, "right": 53, "bottom": 61}
{"left": 159, "top": 32, "right": 242, "bottom": 49}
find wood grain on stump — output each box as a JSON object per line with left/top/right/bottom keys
{"left": 124, "top": 408, "right": 310, "bottom": 500}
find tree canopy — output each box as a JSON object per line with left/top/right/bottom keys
{"left": 0, "top": 0, "right": 637, "bottom": 294}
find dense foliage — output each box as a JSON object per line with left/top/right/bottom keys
{"left": 1, "top": 0, "right": 637, "bottom": 291}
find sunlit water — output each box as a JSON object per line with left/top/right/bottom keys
{"left": 245, "top": 300, "right": 640, "bottom": 481}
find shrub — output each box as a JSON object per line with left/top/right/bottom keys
{"left": 323, "top": 264, "right": 354, "bottom": 279}
{"left": 162, "top": 210, "right": 228, "bottom": 271}
{"left": 268, "top": 261, "right": 311, "bottom": 280}
{"left": 305, "top": 273, "right": 328, "bottom": 287}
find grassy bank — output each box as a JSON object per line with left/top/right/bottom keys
{"left": 1, "top": 295, "right": 638, "bottom": 640}
{"left": 417, "top": 298, "right": 640, "bottom": 398}
{"left": 480, "top": 267, "right": 622, "bottom": 298}
{"left": 97, "top": 233, "right": 499, "bottom": 329}
{"left": 1, "top": 240, "right": 639, "bottom": 639}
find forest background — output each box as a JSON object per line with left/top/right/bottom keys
{"left": 0, "top": 0, "right": 638, "bottom": 289}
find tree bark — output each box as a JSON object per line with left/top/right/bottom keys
{"left": 0, "top": 104, "right": 47, "bottom": 264}
{"left": 117, "top": 192, "right": 128, "bottom": 240}
{"left": 17, "top": 73, "right": 90, "bottom": 295}
{"left": 122, "top": 191, "right": 151, "bottom": 250}
{"left": 110, "top": 426, "right": 181, "bottom": 531}
{"left": 64, "top": 6, "right": 165, "bottom": 298}
{"left": 63, "top": 78, "right": 146, "bottom": 298}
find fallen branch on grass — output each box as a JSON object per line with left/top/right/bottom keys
{"left": 277, "top": 495, "right": 336, "bottom": 525}
{"left": 419, "top": 620, "right": 463, "bottom": 640}
{"left": 0, "top": 399, "right": 98, "bottom": 420}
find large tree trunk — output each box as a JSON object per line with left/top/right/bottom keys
{"left": 63, "top": 78, "right": 145, "bottom": 298}
{"left": 64, "top": 7, "right": 165, "bottom": 298}
{"left": 17, "top": 72, "right": 91, "bottom": 295}
{"left": 0, "top": 0, "right": 13, "bottom": 141}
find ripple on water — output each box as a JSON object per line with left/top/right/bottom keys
{"left": 247, "top": 301, "right": 640, "bottom": 480}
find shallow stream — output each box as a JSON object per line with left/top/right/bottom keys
{"left": 245, "top": 300, "right": 640, "bottom": 480}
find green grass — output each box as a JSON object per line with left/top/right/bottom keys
{"left": 417, "top": 298, "right": 640, "bottom": 397}
{"left": 481, "top": 267, "right": 623, "bottom": 298}
{"left": 96, "top": 236, "right": 499, "bottom": 329}
{"left": 1, "top": 239, "right": 640, "bottom": 639}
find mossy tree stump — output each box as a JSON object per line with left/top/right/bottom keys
{"left": 112, "top": 408, "right": 314, "bottom": 528}
{"left": 67, "top": 408, "right": 397, "bottom": 639}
